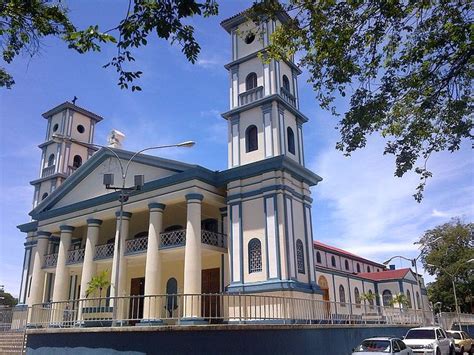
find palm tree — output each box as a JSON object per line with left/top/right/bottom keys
{"left": 86, "top": 270, "right": 110, "bottom": 299}
{"left": 360, "top": 292, "right": 377, "bottom": 309}
{"left": 390, "top": 293, "right": 409, "bottom": 310}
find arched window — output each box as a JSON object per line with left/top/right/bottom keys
{"left": 382, "top": 290, "right": 393, "bottom": 307}
{"left": 73, "top": 155, "right": 82, "bottom": 169}
{"left": 416, "top": 292, "right": 421, "bottom": 310}
{"left": 245, "top": 125, "right": 258, "bottom": 152}
{"left": 41, "top": 192, "right": 48, "bottom": 200}
{"left": 406, "top": 289, "right": 412, "bottom": 309}
{"left": 282, "top": 75, "right": 290, "bottom": 91}
{"left": 248, "top": 238, "right": 262, "bottom": 273}
{"left": 354, "top": 287, "right": 361, "bottom": 308}
{"left": 367, "top": 266, "right": 371, "bottom": 273}
{"left": 356, "top": 263, "right": 361, "bottom": 273}
{"left": 287, "top": 127, "right": 295, "bottom": 154}
{"left": 331, "top": 256, "right": 336, "bottom": 267}
{"left": 339, "top": 285, "right": 346, "bottom": 306}
{"left": 296, "top": 239, "right": 305, "bottom": 274}
{"left": 245, "top": 72, "right": 257, "bottom": 91}
{"left": 47, "top": 154, "right": 55, "bottom": 167}
{"left": 344, "top": 260, "right": 350, "bottom": 270}
{"left": 316, "top": 251, "right": 321, "bottom": 264}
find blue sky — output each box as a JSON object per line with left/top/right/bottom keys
{"left": 1, "top": 0, "right": 473, "bottom": 296}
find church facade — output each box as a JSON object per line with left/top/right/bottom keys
{"left": 16, "top": 9, "right": 429, "bottom": 324}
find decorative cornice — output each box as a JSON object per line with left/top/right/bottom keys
{"left": 224, "top": 50, "right": 302, "bottom": 75}
{"left": 86, "top": 218, "right": 103, "bottom": 226}
{"left": 42, "top": 101, "right": 104, "bottom": 122}
{"left": 148, "top": 202, "right": 166, "bottom": 211}
{"left": 115, "top": 211, "right": 132, "bottom": 219}
{"left": 59, "top": 225, "right": 75, "bottom": 232}
{"left": 17, "top": 221, "right": 38, "bottom": 233}
{"left": 36, "top": 231, "right": 51, "bottom": 238}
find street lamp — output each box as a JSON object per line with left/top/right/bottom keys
{"left": 383, "top": 254, "right": 426, "bottom": 316}
{"left": 427, "top": 259, "right": 473, "bottom": 331}
{"left": 52, "top": 133, "right": 195, "bottom": 324}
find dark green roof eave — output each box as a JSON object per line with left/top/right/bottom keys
{"left": 224, "top": 50, "right": 302, "bottom": 75}
{"left": 17, "top": 221, "right": 38, "bottom": 233}
{"left": 220, "top": 8, "right": 291, "bottom": 33}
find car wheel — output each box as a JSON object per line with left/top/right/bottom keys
{"left": 435, "top": 348, "right": 441, "bottom": 355}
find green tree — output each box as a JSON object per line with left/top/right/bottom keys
{"left": 359, "top": 291, "right": 377, "bottom": 307}
{"left": 1, "top": 0, "right": 218, "bottom": 90}
{"left": 0, "top": 289, "right": 18, "bottom": 307}
{"left": 389, "top": 293, "right": 409, "bottom": 310}
{"left": 250, "top": 0, "right": 473, "bottom": 201}
{"left": 416, "top": 218, "right": 474, "bottom": 313}
{"left": 86, "top": 270, "right": 110, "bottom": 298}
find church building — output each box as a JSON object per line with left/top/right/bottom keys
{"left": 16, "top": 8, "right": 429, "bottom": 325}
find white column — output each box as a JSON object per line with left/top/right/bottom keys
{"left": 143, "top": 203, "right": 165, "bottom": 322}
{"left": 79, "top": 219, "right": 102, "bottom": 299}
{"left": 28, "top": 232, "right": 50, "bottom": 306}
{"left": 52, "top": 225, "right": 74, "bottom": 302}
{"left": 183, "top": 193, "right": 203, "bottom": 320}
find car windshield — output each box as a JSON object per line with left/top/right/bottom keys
{"left": 353, "top": 340, "right": 391, "bottom": 353}
{"left": 405, "top": 329, "right": 436, "bottom": 339}
{"left": 447, "top": 332, "right": 461, "bottom": 339}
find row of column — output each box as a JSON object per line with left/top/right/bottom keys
{"left": 28, "top": 193, "right": 207, "bottom": 322}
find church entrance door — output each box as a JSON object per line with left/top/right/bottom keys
{"left": 201, "top": 268, "right": 220, "bottom": 319}
{"left": 129, "top": 277, "right": 145, "bottom": 325}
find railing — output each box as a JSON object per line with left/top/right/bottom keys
{"left": 280, "top": 86, "right": 296, "bottom": 107}
{"left": 43, "top": 253, "right": 58, "bottom": 268}
{"left": 94, "top": 243, "right": 114, "bottom": 260}
{"left": 438, "top": 312, "right": 474, "bottom": 330}
{"left": 160, "top": 229, "right": 186, "bottom": 249}
{"left": 66, "top": 248, "right": 85, "bottom": 265}
{"left": 27, "top": 294, "right": 438, "bottom": 329}
{"left": 41, "top": 165, "right": 56, "bottom": 178}
{"left": 201, "top": 230, "right": 226, "bottom": 249}
{"left": 239, "top": 86, "right": 264, "bottom": 106}
{"left": 125, "top": 237, "right": 148, "bottom": 255}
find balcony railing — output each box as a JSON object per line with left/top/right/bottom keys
{"left": 27, "top": 294, "right": 437, "bottom": 329}
{"left": 66, "top": 248, "right": 85, "bottom": 265}
{"left": 160, "top": 229, "right": 186, "bottom": 249}
{"left": 41, "top": 165, "right": 56, "bottom": 178}
{"left": 239, "top": 86, "right": 264, "bottom": 106}
{"left": 125, "top": 237, "right": 148, "bottom": 255}
{"left": 43, "top": 253, "right": 58, "bottom": 268}
{"left": 201, "top": 230, "right": 226, "bottom": 248}
{"left": 94, "top": 243, "right": 114, "bottom": 260}
{"left": 280, "top": 86, "right": 296, "bottom": 107}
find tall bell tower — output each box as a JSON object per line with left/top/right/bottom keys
{"left": 220, "top": 10, "right": 322, "bottom": 298}
{"left": 221, "top": 10, "right": 307, "bottom": 169}
{"left": 30, "top": 102, "right": 103, "bottom": 208}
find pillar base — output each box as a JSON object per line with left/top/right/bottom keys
{"left": 179, "top": 317, "right": 207, "bottom": 325}
{"left": 137, "top": 319, "right": 164, "bottom": 326}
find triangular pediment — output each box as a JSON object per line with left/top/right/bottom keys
{"left": 30, "top": 148, "right": 196, "bottom": 217}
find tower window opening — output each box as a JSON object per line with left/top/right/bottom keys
{"left": 248, "top": 238, "right": 262, "bottom": 274}
{"left": 296, "top": 239, "right": 305, "bottom": 274}
{"left": 245, "top": 125, "right": 258, "bottom": 152}
{"left": 41, "top": 192, "right": 48, "bottom": 200}
{"left": 244, "top": 32, "right": 255, "bottom": 44}
{"left": 282, "top": 75, "right": 290, "bottom": 91}
{"left": 77, "top": 124, "right": 85, "bottom": 134}
{"left": 287, "top": 127, "right": 295, "bottom": 155}
{"left": 52, "top": 123, "right": 59, "bottom": 132}
{"left": 245, "top": 72, "right": 257, "bottom": 91}
{"left": 73, "top": 155, "right": 82, "bottom": 169}
{"left": 47, "top": 154, "right": 55, "bottom": 167}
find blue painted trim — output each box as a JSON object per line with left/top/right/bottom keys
{"left": 115, "top": 211, "right": 132, "bottom": 219}
{"left": 273, "top": 195, "right": 282, "bottom": 280}
{"left": 289, "top": 198, "right": 297, "bottom": 278}
{"left": 185, "top": 193, "right": 204, "bottom": 201}
{"left": 37, "top": 231, "right": 52, "bottom": 237}
{"left": 18, "top": 248, "right": 28, "bottom": 303}
{"left": 17, "top": 221, "right": 38, "bottom": 233}
{"left": 86, "top": 218, "right": 103, "bottom": 226}
{"left": 226, "top": 279, "right": 323, "bottom": 295}
{"left": 239, "top": 202, "right": 243, "bottom": 284}
{"left": 221, "top": 254, "right": 225, "bottom": 292}
{"left": 148, "top": 202, "right": 166, "bottom": 210}
{"left": 227, "top": 184, "right": 312, "bottom": 203}
{"left": 179, "top": 318, "right": 207, "bottom": 325}
{"left": 302, "top": 205, "right": 311, "bottom": 282}
{"left": 263, "top": 197, "right": 270, "bottom": 280}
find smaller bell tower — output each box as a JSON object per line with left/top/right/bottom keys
{"left": 30, "top": 101, "right": 103, "bottom": 208}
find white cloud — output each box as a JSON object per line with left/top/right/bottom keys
{"left": 431, "top": 209, "right": 449, "bottom": 218}
{"left": 196, "top": 56, "right": 226, "bottom": 69}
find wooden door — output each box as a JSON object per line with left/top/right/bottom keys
{"left": 201, "top": 268, "right": 220, "bottom": 319}
{"left": 318, "top": 276, "right": 331, "bottom": 317}
{"left": 129, "top": 277, "right": 145, "bottom": 324}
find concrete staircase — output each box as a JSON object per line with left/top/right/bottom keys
{"left": 0, "top": 331, "right": 25, "bottom": 354}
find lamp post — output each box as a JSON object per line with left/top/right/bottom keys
{"left": 52, "top": 133, "right": 195, "bottom": 324}
{"left": 427, "top": 259, "right": 473, "bottom": 331}
{"left": 383, "top": 254, "right": 426, "bottom": 318}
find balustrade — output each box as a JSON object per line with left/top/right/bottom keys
{"left": 280, "top": 86, "right": 296, "bottom": 107}
{"left": 201, "top": 230, "right": 226, "bottom": 248}
{"left": 66, "top": 248, "right": 85, "bottom": 265}
{"left": 43, "top": 253, "right": 58, "bottom": 268}
{"left": 160, "top": 229, "right": 186, "bottom": 248}
{"left": 124, "top": 236, "right": 148, "bottom": 255}
{"left": 239, "top": 86, "right": 264, "bottom": 106}
{"left": 94, "top": 243, "right": 114, "bottom": 260}
{"left": 41, "top": 165, "right": 55, "bottom": 178}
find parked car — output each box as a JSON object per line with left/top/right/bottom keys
{"left": 446, "top": 330, "right": 473, "bottom": 354}
{"left": 352, "top": 336, "right": 413, "bottom": 354}
{"left": 403, "top": 327, "right": 455, "bottom": 355}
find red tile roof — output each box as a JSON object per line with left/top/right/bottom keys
{"left": 356, "top": 268, "right": 411, "bottom": 281}
{"left": 313, "top": 241, "right": 385, "bottom": 268}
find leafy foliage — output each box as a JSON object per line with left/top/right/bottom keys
{"left": 0, "top": 289, "right": 18, "bottom": 307}
{"left": 250, "top": 0, "right": 473, "bottom": 201}
{"left": 416, "top": 218, "right": 474, "bottom": 312}
{"left": 389, "top": 293, "right": 409, "bottom": 309}
{"left": 1, "top": 0, "right": 218, "bottom": 90}
{"left": 86, "top": 270, "right": 110, "bottom": 298}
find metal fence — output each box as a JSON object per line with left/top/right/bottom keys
{"left": 27, "top": 294, "right": 437, "bottom": 329}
